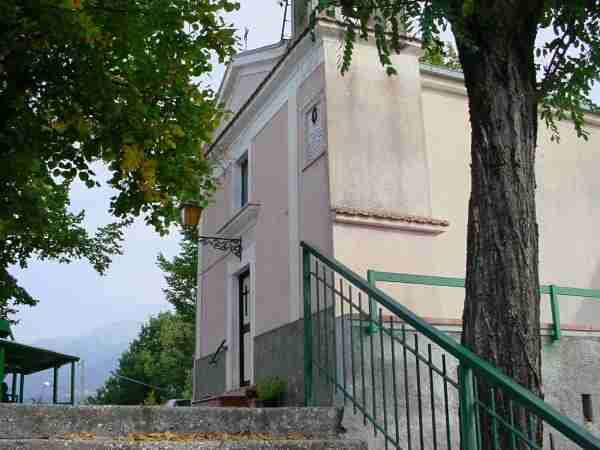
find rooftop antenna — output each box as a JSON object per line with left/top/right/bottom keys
{"left": 243, "top": 27, "right": 249, "bottom": 50}
{"left": 280, "top": 0, "right": 292, "bottom": 41}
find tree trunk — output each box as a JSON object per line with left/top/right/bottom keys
{"left": 454, "top": 14, "right": 543, "bottom": 449}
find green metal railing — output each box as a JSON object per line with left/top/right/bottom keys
{"left": 302, "top": 241, "right": 600, "bottom": 450}
{"left": 367, "top": 270, "right": 600, "bottom": 341}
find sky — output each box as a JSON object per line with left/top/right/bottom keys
{"left": 10, "top": 2, "right": 600, "bottom": 343}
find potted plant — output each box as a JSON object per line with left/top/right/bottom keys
{"left": 256, "top": 376, "right": 287, "bottom": 407}
{"left": 245, "top": 385, "right": 259, "bottom": 407}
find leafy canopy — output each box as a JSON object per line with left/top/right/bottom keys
{"left": 0, "top": 0, "right": 239, "bottom": 318}
{"left": 309, "top": 0, "right": 600, "bottom": 138}
{"left": 420, "top": 40, "right": 461, "bottom": 70}
{"left": 88, "top": 311, "right": 195, "bottom": 405}
{"left": 157, "top": 231, "right": 198, "bottom": 324}
{"left": 92, "top": 230, "right": 200, "bottom": 405}
{"left": 92, "top": 229, "right": 200, "bottom": 405}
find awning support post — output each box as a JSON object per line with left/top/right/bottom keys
{"left": 70, "top": 362, "right": 75, "bottom": 405}
{"left": 11, "top": 372, "right": 17, "bottom": 401}
{"left": 0, "top": 347, "right": 4, "bottom": 385}
{"left": 53, "top": 366, "right": 59, "bottom": 404}
{"left": 19, "top": 374, "right": 24, "bottom": 403}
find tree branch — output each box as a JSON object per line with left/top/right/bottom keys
{"left": 540, "top": 26, "right": 576, "bottom": 95}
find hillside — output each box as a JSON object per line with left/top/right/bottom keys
{"left": 16, "top": 321, "right": 141, "bottom": 403}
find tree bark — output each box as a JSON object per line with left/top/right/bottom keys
{"left": 453, "top": 11, "right": 543, "bottom": 449}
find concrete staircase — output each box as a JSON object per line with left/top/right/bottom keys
{"left": 0, "top": 404, "right": 366, "bottom": 450}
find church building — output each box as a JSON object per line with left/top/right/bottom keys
{"left": 192, "top": 3, "right": 600, "bottom": 431}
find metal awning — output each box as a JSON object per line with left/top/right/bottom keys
{"left": 0, "top": 339, "right": 79, "bottom": 375}
{"left": 0, "top": 319, "right": 80, "bottom": 404}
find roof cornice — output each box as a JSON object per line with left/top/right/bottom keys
{"left": 207, "top": 20, "right": 421, "bottom": 158}
{"left": 207, "top": 27, "right": 312, "bottom": 158}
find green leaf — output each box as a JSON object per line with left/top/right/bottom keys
{"left": 0, "top": 0, "right": 239, "bottom": 317}
{"left": 462, "top": 0, "right": 475, "bottom": 17}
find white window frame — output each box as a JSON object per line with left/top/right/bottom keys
{"left": 231, "top": 148, "right": 251, "bottom": 213}
{"left": 225, "top": 243, "right": 256, "bottom": 390}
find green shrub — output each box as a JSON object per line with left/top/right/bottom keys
{"left": 256, "top": 376, "right": 287, "bottom": 402}
{"left": 143, "top": 390, "right": 158, "bottom": 406}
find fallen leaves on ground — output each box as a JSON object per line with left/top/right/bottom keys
{"left": 60, "top": 432, "right": 97, "bottom": 440}
{"left": 59, "top": 431, "right": 313, "bottom": 442}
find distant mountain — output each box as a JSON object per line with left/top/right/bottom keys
{"left": 16, "top": 321, "right": 142, "bottom": 403}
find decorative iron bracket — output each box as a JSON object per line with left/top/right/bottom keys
{"left": 199, "top": 236, "right": 242, "bottom": 259}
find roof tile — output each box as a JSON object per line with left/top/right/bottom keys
{"left": 333, "top": 206, "right": 450, "bottom": 227}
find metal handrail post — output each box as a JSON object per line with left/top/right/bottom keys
{"left": 550, "top": 285, "right": 562, "bottom": 341}
{"left": 303, "top": 246, "right": 313, "bottom": 407}
{"left": 459, "top": 365, "right": 478, "bottom": 450}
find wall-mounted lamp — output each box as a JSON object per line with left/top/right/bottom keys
{"left": 179, "top": 201, "right": 242, "bottom": 260}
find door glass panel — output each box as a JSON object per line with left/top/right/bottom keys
{"left": 239, "top": 271, "right": 251, "bottom": 387}
{"left": 243, "top": 332, "right": 251, "bottom": 385}
{"left": 242, "top": 275, "right": 250, "bottom": 326}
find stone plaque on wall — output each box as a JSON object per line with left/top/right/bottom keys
{"left": 305, "top": 101, "right": 325, "bottom": 167}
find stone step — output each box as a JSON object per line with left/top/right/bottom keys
{"left": 0, "top": 405, "right": 342, "bottom": 439}
{"left": 1, "top": 439, "right": 367, "bottom": 450}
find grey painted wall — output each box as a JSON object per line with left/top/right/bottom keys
{"left": 193, "top": 314, "right": 600, "bottom": 448}
{"left": 254, "top": 318, "right": 333, "bottom": 407}
{"left": 335, "top": 318, "right": 461, "bottom": 450}
{"left": 543, "top": 333, "right": 600, "bottom": 442}
{"left": 195, "top": 317, "right": 335, "bottom": 406}
{"left": 193, "top": 351, "right": 226, "bottom": 402}
{"left": 334, "top": 318, "right": 600, "bottom": 450}
{"left": 254, "top": 319, "right": 305, "bottom": 406}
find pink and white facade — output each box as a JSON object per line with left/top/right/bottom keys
{"left": 193, "top": 11, "right": 600, "bottom": 403}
